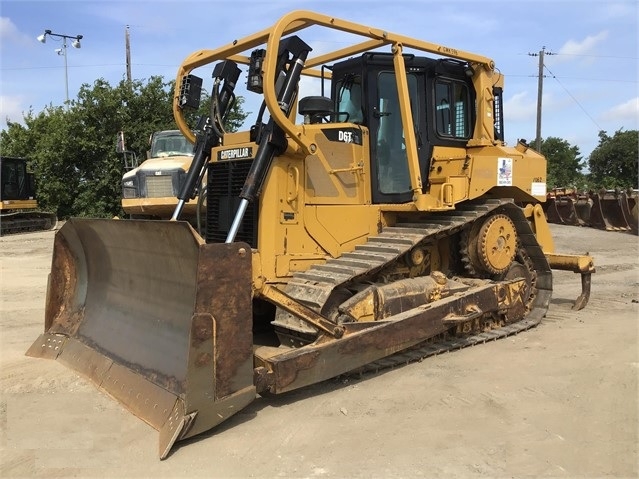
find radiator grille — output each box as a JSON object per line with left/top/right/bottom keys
{"left": 122, "top": 187, "right": 138, "bottom": 199}
{"left": 206, "top": 160, "right": 258, "bottom": 246}
{"left": 146, "top": 175, "right": 174, "bottom": 197}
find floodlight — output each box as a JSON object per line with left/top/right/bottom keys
{"left": 37, "top": 29, "right": 84, "bottom": 106}
{"left": 36, "top": 29, "right": 52, "bottom": 43}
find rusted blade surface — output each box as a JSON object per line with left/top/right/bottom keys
{"left": 27, "top": 218, "right": 257, "bottom": 458}
{"left": 43, "top": 218, "right": 202, "bottom": 394}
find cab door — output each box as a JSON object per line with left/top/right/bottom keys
{"left": 366, "top": 69, "right": 429, "bottom": 204}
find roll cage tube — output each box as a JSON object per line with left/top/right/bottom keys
{"left": 225, "top": 36, "right": 311, "bottom": 244}
{"left": 172, "top": 10, "right": 494, "bottom": 151}
{"left": 171, "top": 60, "right": 241, "bottom": 221}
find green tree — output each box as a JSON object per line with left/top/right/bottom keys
{"left": 188, "top": 88, "right": 249, "bottom": 134}
{"left": 588, "top": 129, "right": 638, "bottom": 189}
{"left": 0, "top": 76, "right": 249, "bottom": 218}
{"left": 117, "top": 80, "right": 250, "bottom": 162}
{"left": 537, "top": 137, "right": 586, "bottom": 189}
{"left": 111, "top": 76, "right": 176, "bottom": 159}
{"left": 1, "top": 106, "right": 81, "bottom": 217}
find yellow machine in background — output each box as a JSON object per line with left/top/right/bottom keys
{"left": 0, "top": 156, "right": 57, "bottom": 235}
{"left": 28, "top": 11, "right": 595, "bottom": 459}
{"left": 119, "top": 130, "right": 207, "bottom": 227}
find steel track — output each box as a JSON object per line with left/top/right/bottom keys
{"left": 273, "top": 198, "right": 553, "bottom": 373}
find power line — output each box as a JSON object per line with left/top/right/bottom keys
{"left": 552, "top": 53, "right": 638, "bottom": 60}
{"left": 541, "top": 76, "right": 637, "bottom": 83}
{"left": 528, "top": 46, "right": 607, "bottom": 149}
{"left": 518, "top": 52, "right": 638, "bottom": 60}
{"left": 1, "top": 64, "right": 121, "bottom": 71}
{"left": 543, "top": 63, "right": 603, "bottom": 131}
{"left": 506, "top": 73, "right": 637, "bottom": 83}
{"left": 0, "top": 63, "right": 177, "bottom": 71}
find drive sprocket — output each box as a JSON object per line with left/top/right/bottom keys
{"left": 463, "top": 213, "right": 518, "bottom": 276}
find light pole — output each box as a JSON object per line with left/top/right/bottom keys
{"left": 37, "top": 29, "right": 83, "bottom": 105}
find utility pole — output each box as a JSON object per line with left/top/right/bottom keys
{"left": 125, "top": 25, "right": 132, "bottom": 82}
{"left": 528, "top": 46, "right": 554, "bottom": 152}
{"left": 534, "top": 47, "right": 545, "bottom": 152}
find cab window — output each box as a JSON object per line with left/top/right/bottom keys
{"left": 435, "top": 79, "right": 470, "bottom": 139}
{"left": 376, "top": 72, "right": 419, "bottom": 195}
{"left": 336, "top": 76, "right": 364, "bottom": 124}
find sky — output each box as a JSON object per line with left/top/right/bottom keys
{"left": 0, "top": 0, "right": 637, "bottom": 159}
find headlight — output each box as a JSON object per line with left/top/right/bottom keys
{"left": 123, "top": 180, "right": 134, "bottom": 188}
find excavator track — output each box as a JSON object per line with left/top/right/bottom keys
{"left": 0, "top": 211, "right": 57, "bottom": 236}
{"left": 274, "top": 199, "right": 552, "bottom": 358}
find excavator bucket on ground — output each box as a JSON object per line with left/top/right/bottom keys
{"left": 26, "top": 219, "right": 256, "bottom": 459}
{"left": 589, "top": 190, "right": 632, "bottom": 232}
{"left": 543, "top": 189, "right": 586, "bottom": 227}
{"left": 554, "top": 196, "right": 581, "bottom": 226}
{"left": 573, "top": 192, "right": 593, "bottom": 226}
{"left": 544, "top": 195, "right": 565, "bottom": 225}
{"left": 619, "top": 190, "right": 638, "bottom": 235}
{"left": 544, "top": 188, "right": 636, "bottom": 235}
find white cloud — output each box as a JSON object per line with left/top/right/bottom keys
{"left": 557, "top": 30, "right": 608, "bottom": 58}
{"left": 601, "top": 97, "right": 639, "bottom": 123}
{"left": 0, "top": 17, "right": 19, "bottom": 38}
{"left": 0, "top": 17, "right": 33, "bottom": 48}
{"left": 504, "top": 91, "right": 536, "bottom": 122}
{"left": 0, "top": 95, "right": 27, "bottom": 128}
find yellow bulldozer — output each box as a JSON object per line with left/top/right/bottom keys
{"left": 27, "top": 11, "right": 595, "bottom": 459}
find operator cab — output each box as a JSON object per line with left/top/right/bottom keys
{"left": 149, "top": 131, "right": 194, "bottom": 159}
{"left": 0, "top": 157, "right": 36, "bottom": 202}
{"left": 325, "top": 53, "right": 476, "bottom": 204}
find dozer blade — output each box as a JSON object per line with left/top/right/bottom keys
{"left": 26, "top": 218, "right": 256, "bottom": 459}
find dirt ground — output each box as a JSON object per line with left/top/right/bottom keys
{"left": 0, "top": 222, "right": 637, "bottom": 479}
